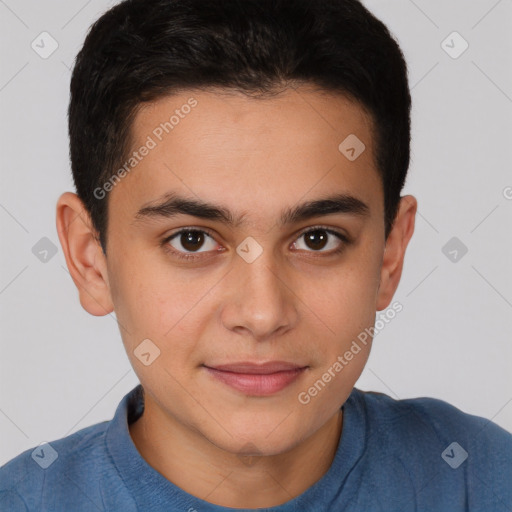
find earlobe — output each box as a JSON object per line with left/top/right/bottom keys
{"left": 56, "top": 192, "right": 114, "bottom": 316}
{"left": 376, "top": 195, "right": 417, "bottom": 311}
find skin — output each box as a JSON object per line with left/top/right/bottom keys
{"left": 56, "top": 85, "right": 417, "bottom": 508}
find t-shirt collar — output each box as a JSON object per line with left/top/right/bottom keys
{"left": 106, "top": 384, "right": 367, "bottom": 511}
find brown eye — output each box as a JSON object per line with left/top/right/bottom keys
{"left": 292, "top": 227, "right": 347, "bottom": 254}
{"left": 303, "top": 230, "right": 329, "bottom": 251}
{"left": 180, "top": 230, "right": 206, "bottom": 252}
{"left": 166, "top": 229, "right": 218, "bottom": 255}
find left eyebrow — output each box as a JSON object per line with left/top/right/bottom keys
{"left": 133, "top": 191, "right": 370, "bottom": 228}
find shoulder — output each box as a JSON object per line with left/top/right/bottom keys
{"left": 348, "top": 388, "right": 512, "bottom": 508}
{"left": 0, "top": 420, "right": 110, "bottom": 511}
{"left": 354, "top": 388, "right": 512, "bottom": 446}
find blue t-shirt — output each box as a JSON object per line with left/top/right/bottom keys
{"left": 1, "top": 384, "right": 511, "bottom": 511}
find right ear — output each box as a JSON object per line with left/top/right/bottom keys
{"left": 55, "top": 192, "right": 114, "bottom": 316}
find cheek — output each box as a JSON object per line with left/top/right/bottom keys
{"left": 301, "top": 247, "right": 381, "bottom": 386}
{"left": 107, "top": 256, "right": 168, "bottom": 343}
{"left": 110, "top": 261, "right": 209, "bottom": 368}
{"left": 311, "top": 260, "right": 381, "bottom": 335}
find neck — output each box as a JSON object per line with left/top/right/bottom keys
{"left": 129, "top": 398, "right": 343, "bottom": 508}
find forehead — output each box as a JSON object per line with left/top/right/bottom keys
{"left": 133, "top": 86, "right": 375, "bottom": 153}
{"left": 109, "top": 86, "right": 382, "bottom": 225}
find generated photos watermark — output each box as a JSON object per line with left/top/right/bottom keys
{"left": 298, "top": 301, "right": 403, "bottom": 405}
{"left": 93, "top": 97, "right": 198, "bottom": 200}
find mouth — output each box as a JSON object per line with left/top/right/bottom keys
{"left": 202, "top": 361, "right": 309, "bottom": 396}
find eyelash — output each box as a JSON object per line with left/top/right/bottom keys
{"left": 161, "top": 225, "right": 351, "bottom": 262}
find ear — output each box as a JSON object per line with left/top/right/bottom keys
{"left": 376, "top": 195, "right": 417, "bottom": 311}
{"left": 55, "top": 192, "right": 114, "bottom": 316}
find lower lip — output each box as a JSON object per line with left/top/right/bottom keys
{"left": 204, "top": 367, "right": 307, "bottom": 396}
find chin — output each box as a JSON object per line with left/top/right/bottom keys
{"left": 204, "top": 416, "right": 309, "bottom": 458}
{"left": 226, "top": 435, "right": 300, "bottom": 459}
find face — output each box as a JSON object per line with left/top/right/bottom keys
{"left": 59, "top": 85, "right": 416, "bottom": 457}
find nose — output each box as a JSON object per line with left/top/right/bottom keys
{"left": 220, "top": 253, "right": 299, "bottom": 342}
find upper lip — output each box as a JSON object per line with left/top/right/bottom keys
{"left": 204, "top": 361, "right": 307, "bottom": 374}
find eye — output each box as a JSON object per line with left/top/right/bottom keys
{"left": 292, "top": 226, "right": 349, "bottom": 254}
{"left": 161, "top": 225, "right": 350, "bottom": 261}
{"left": 163, "top": 228, "right": 219, "bottom": 259}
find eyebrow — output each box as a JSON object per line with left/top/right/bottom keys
{"left": 134, "top": 191, "right": 370, "bottom": 228}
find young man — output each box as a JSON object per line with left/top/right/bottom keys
{"left": 1, "top": 0, "right": 511, "bottom": 510}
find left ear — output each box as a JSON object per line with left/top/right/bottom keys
{"left": 376, "top": 195, "right": 417, "bottom": 311}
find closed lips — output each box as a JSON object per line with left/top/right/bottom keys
{"left": 203, "top": 362, "right": 308, "bottom": 374}
{"left": 202, "top": 362, "right": 309, "bottom": 396}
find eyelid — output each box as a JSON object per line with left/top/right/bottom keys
{"left": 166, "top": 226, "right": 217, "bottom": 240}
{"left": 297, "top": 224, "right": 350, "bottom": 242}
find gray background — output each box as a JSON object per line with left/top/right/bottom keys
{"left": 1, "top": 0, "right": 511, "bottom": 466}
